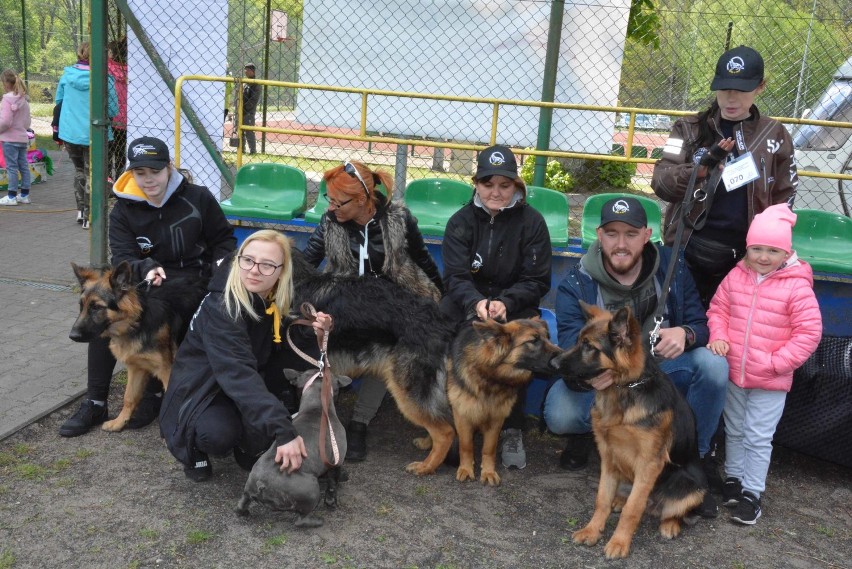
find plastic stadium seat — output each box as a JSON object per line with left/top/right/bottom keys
{"left": 630, "top": 146, "right": 649, "bottom": 158}
{"left": 404, "top": 178, "right": 474, "bottom": 237}
{"left": 611, "top": 143, "right": 625, "bottom": 156}
{"left": 526, "top": 185, "right": 569, "bottom": 247}
{"left": 220, "top": 163, "right": 307, "bottom": 222}
{"left": 581, "top": 192, "right": 663, "bottom": 249}
{"left": 304, "top": 179, "right": 388, "bottom": 223}
{"left": 792, "top": 209, "right": 852, "bottom": 274}
{"left": 650, "top": 147, "right": 665, "bottom": 160}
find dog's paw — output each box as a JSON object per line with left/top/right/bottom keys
{"left": 405, "top": 461, "right": 436, "bottom": 476}
{"left": 611, "top": 495, "right": 627, "bottom": 512}
{"left": 572, "top": 526, "right": 602, "bottom": 546}
{"left": 659, "top": 518, "right": 682, "bottom": 539}
{"left": 455, "top": 465, "right": 475, "bottom": 482}
{"left": 603, "top": 536, "right": 631, "bottom": 559}
{"left": 295, "top": 514, "right": 324, "bottom": 528}
{"left": 412, "top": 436, "right": 432, "bottom": 450}
{"left": 479, "top": 470, "right": 501, "bottom": 487}
{"left": 101, "top": 418, "right": 126, "bottom": 432}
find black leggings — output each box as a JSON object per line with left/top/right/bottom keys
{"left": 87, "top": 337, "right": 162, "bottom": 401}
{"left": 194, "top": 393, "right": 272, "bottom": 456}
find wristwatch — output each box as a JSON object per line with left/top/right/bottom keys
{"left": 681, "top": 325, "right": 696, "bottom": 348}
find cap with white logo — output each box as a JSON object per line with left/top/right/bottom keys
{"left": 599, "top": 196, "right": 648, "bottom": 229}
{"left": 127, "top": 137, "right": 170, "bottom": 170}
{"left": 710, "top": 45, "right": 764, "bottom": 92}
{"left": 475, "top": 145, "right": 519, "bottom": 180}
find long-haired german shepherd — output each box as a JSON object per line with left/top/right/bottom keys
{"left": 447, "top": 318, "right": 560, "bottom": 486}
{"left": 552, "top": 303, "right": 705, "bottom": 559}
{"left": 69, "top": 261, "right": 206, "bottom": 432}
{"left": 291, "top": 251, "right": 559, "bottom": 478}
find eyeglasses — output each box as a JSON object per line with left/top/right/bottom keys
{"left": 322, "top": 193, "right": 354, "bottom": 209}
{"left": 237, "top": 255, "right": 283, "bottom": 276}
{"left": 343, "top": 161, "right": 371, "bottom": 200}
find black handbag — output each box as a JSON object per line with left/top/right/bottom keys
{"left": 684, "top": 233, "right": 743, "bottom": 277}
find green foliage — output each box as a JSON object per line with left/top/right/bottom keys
{"left": 0, "top": 549, "right": 15, "bottom": 569}
{"left": 597, "top": 158, "right": 637, "bottom": 189}
{"left": 520, "top": 155, "right": 574, "bottom": 193}
{"left": 627, "top": 0, "right": 661, "bottom": 48}
{"left": 186, "top": 530, "right": 214, "bottom": 545}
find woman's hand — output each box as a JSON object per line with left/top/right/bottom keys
{"left": 312, "top": 311, "right": 333, "bottom": 335}
{"left": 475, "top": 299, "right": 507, "bottom": 322}
{"left": 275, "top": 436, "right": 308, "bottom": 473}
{"left": 144, "top": 267, "right": 166, "bottom": 286}
{"left": 697, "top": 137, "right": 735, "bottom": 177}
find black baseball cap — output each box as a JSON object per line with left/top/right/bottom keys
{"left": 475, "top": 145, "right": 519, "bottom": 180}
{"left": 599, "top": 196, "right": 648, "bottom": 228}
{"left": 127, "top": 137, "right": 170, "bottom": 170}
{"left": 710, "top": 45, "right": 764, "bottom": 92}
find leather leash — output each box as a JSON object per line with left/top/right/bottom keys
{"left": 286, "top": 302, "right": 341, "bottom": 468}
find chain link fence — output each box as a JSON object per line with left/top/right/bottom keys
{"left": 3, "top": 0, "right": 851, "bottom": 213}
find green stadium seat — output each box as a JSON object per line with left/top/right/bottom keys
{"left": 404, "top": 178, "right": 474, "bottom": 237}
{"left": 792, "top": 209, "right": 852, "bottom": 274}
{"left": 581, "top": 192, "right": 663, "bottom": 249}
{"left": 526, "top": 185, "right": 569, "bottom": 247}
{"left": 630, "top": 146, "right": 648, "bottom": 158}
{"left": 651, "top": 147, "right": 665, "bottom": 160}
{"left": 303, "top": 180, "right": 389, "bottom": 224}
{"left": 220, "top": 163, "right": 307, "bottom": 222}
{"left": 611, "top": 143, "right": 625, "bottom": 156}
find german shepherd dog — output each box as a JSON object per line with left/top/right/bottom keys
{"left": 552, "top": 303, "right": 705, "bottom": 559}
{"left": 291, "top": 251, "right": 559, "bottom": 478}
{"left": 69, "top": 261, "right": 206, "bottom": 432}
{"left": 447, "top": 318, "right": 560, "bottom": 486}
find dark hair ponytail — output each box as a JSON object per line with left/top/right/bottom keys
{"left": 690, "top": 100, "right": 719, "bottom": 154}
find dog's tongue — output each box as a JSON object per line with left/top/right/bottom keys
{"left": 591, "top": 372, "right": 614, "bottom": 391}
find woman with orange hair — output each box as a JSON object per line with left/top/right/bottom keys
{"left": 302, "top": 161, "right": 443, "bottom": 461}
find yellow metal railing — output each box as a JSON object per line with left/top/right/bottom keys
{"left": 174, "top": 75, "right": 852, "bottom": 182}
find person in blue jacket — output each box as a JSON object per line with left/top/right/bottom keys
{"left": 543, "top": 196, "right": 727, "bottom": 517}
{"left": 55, "top": 42, "right": 118, "bottom": 228}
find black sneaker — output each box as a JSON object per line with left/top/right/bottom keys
{"left": 722, "top": 477, "right": 743, "bottom": 507}
{"left": 731, "top": 491, "right": 761, "bottom": 525}
{"left": 59, "top": 400, "right": 108, "bottom": 437}
{"left": 559, "top": 433, "right": 594, "bottom": 471}
{"left": 233, "top": 446, "right": 263, "bottom": 472}
{"left": 696, "top": 490, "right": 719, "bottom": 518}
{"left": 184, "top": 452, "right": 212, "bottom": 482}
{"left": 346, "top": 421, "right": 368, "bottom": 462}
{"left": 126, "top": 390, "right": 163, "bottom": 429}
{"left": 702, "top": 453, "right": 725, "bottom": 494}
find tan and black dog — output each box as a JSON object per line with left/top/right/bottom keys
{"left": 69, "top": 261, "right": 206, "bottom": 432}
{"left": 447, "top": 317, "right": 560, "bottom": 486}
{"left": 552, "top": 303, "right": 706, "bottom": 559}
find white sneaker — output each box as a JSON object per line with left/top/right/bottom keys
{"left": 0, "top": 195, "right": 19, "bottom": 206}
{"left": 16, "top": 194, "right": 31, "bottom": 204}
{"left": 76, "top": 210, "right": 84, "bottom": 224}
{"left": 81, "top": 219, "right": 90, "bottom": 230}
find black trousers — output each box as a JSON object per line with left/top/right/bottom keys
{"left": 194, "top": 392, "right": 272, "bottom": 457}
{"left": 87, "top": 337, "right": 161, "bottom": 401}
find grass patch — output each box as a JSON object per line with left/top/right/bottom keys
{"left": 375, "top": 503, "right": 393, "bottom": 516}
{"left": 262, "top": 534, "right": 287, "bottom": 553}
{"left": 0, "top": 452, "right": 16, "bottom": 467}
{"left": 51, "top": 458, "right": 72, "bottom": 472}
{"left": 75, "top": 448, "right": 95, "bottom": 459}
{"left": 34, "top": 134, "right": 60, "bottom": 152}
{"left": 113, "top": 370, "right": 128, "bottom": 386}
{"left": 139, "top": 528, "right": 159, "bottom": 540}
{"left": 565, "top": 517, "right": 579, "bottom": 528}
{"left": 12, "top": 444, "right": 31, "bottom": 456}
{"left": 186, "top": 530, "right": 214, "bottom": 545}
{"left": 320, "top": 552, "right": 337, "bottom": 564}
{"left": 0, "top": 550, "right": 15, "bottom": 569}
{"left": 414, "top": 485, "right": 429, "bottom": 496}
{"left": 816, "top": 525, "right": 835, "bottom": 537}
{"left": 14, "top": 463, "right": 49, "bottom": 480}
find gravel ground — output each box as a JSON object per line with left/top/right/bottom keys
{"left": 1, "top": 386, "right": 850, "bottom": 569}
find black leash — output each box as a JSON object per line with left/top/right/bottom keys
{"left": 649, "top": 165, "right": 723, "bottom": 355}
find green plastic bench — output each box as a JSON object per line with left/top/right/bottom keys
{"left": 526, "top": 185, "right": 569, "bottom": 247}
{"left": 581, "top": 192, "right": 664, "bottom": 249}
{"left": 304, "top": 179, "right": 388, "bottom": 224}
{"left": 404, "top": 178, "right": 473, "bottom": 237}
{"left": 792, "top": 209, "right": 852, "bottom": 274}
{"left": 220, "top": 163, "right": 307, "bottom": 222}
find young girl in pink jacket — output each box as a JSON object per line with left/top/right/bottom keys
{"left": 0, "top": 69, "right": 32, "bottom": 206}
{"left": 707, "top": 204, "right": 822, "bottom": 526}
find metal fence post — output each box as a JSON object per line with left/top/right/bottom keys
{"left": 533, "top": 0, "right": 564, "bottom": 188}
{"left": 90, "top": 0, "right": 110, "bottom": 265}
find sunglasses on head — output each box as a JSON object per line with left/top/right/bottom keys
{"left": 343, "top": 161, "right": 371, "bottom": 201}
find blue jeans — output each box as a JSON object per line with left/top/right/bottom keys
{"left": 543, "top": 347, "right": 729, "bottom": 457}
{"left": 3, "top": 142, "right": 30, "bottom": 196}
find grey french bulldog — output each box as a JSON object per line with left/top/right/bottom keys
{"left": 236, "top": 368, "right": 350, "bottom": 527}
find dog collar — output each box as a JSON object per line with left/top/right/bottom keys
{"left": 620, "top": 377, "right": 649, "bottom": 388}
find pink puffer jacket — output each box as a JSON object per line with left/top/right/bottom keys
{"left": 0, "top": 93, "right": 31, "bottom": 144}
{"left": 707, "top": 254, "right": 822, "bottom": 391}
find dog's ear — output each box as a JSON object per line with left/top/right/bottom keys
{"left": 579, "top": 300, "right": 604, "bottom": 321}
{"left": 109, "top": 261, "right": 134, "bottom": 292}
{"left": 334, "top": 374, "right": 353, "bottom": 388}
{"left": 608, "top": 306, "right": 635, "bottom": 349}
{"left": 283, "top": 368, "right": 304, "bottom": 386}
{"left": 472, "top": 318, "right": 504, "bottom": 337}
{"left": 71, "top": 262, "right": 98, "bottom": 286}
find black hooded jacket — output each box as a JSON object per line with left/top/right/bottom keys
{"left": 159, "top": 254, "right": 299, "bottom": 467}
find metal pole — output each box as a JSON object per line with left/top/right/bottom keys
{"left": 90, "top": 0, "right": 109, "bottom": 264}
{"left": 20, "top": 0, "right": 28, "bottom": 83}
{"left": 394, "top": 144, "right": 408, "bottom": 199}
{"left": 793, "top": 0, "right": 818, "bottom": 119}
{"left": 532, "top": 0, "right": 564, "bottom": 188}
{"left": 261, "top": 0, "right": 271, "bottom": 154}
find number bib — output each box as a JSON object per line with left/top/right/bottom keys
{"left": 722, "top": 152, "right": 759, "bottom": 192}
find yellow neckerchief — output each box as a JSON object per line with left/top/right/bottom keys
{"left": 265, "top": 300, "right": 282, "bottom": 344}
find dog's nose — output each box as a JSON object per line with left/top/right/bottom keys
{"left": 69, "top": 329, "right": 85, "bottom": 342}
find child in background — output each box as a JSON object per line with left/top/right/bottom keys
{"left": 0, "top": 69, "right": 32, "bottom": 206}
{"left": 707, "top": 204, "right": 822, "bottom": 525}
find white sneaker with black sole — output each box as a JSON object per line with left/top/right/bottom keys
{"left": 76, "top": 210, "right": 84, "bottom": 223}
{"left": 730, "top": 490, "right": 761, "bottom": 525}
